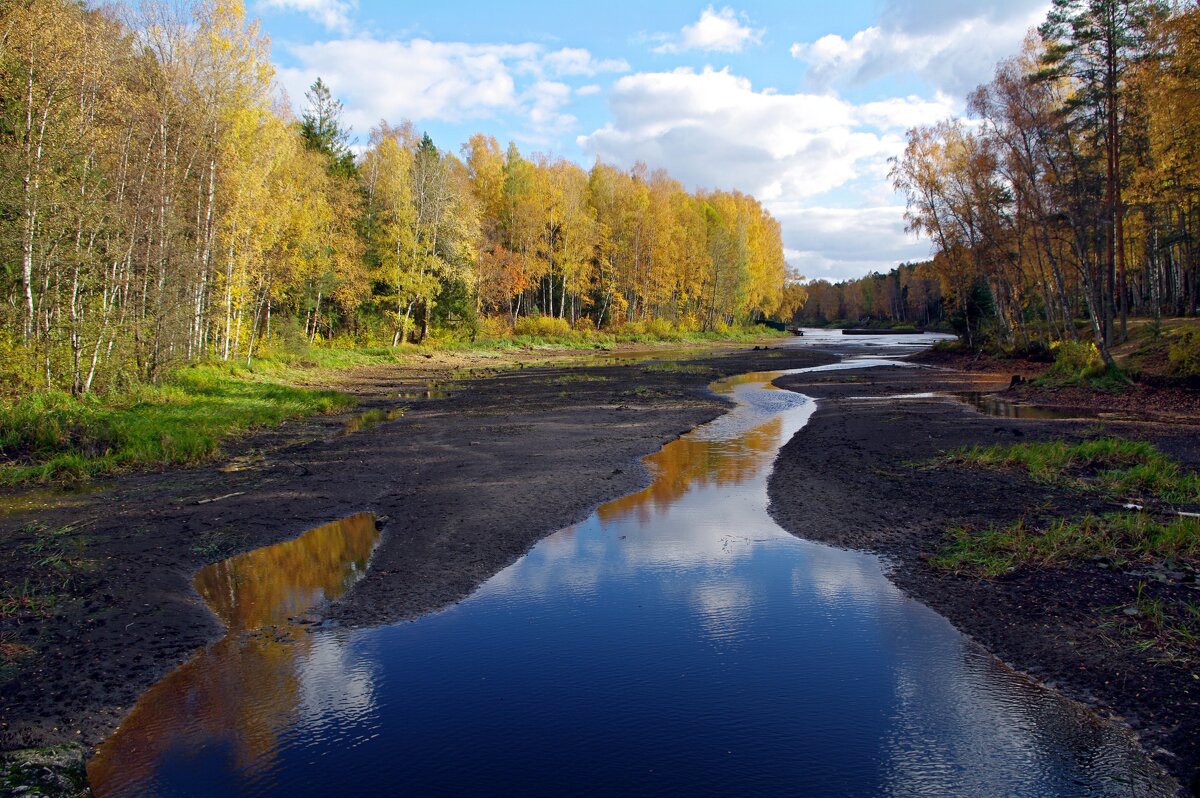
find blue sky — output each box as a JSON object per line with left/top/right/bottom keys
{"left": 255, "top": 0, "right": 1049, "bottom": 282}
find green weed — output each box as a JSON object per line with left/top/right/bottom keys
{"left": 934, "top": 513, "right": 1200, "bottom": 577}
{"left": 948, "top": 437, "right": 1200, "bottom": 505}
{"left": 642, "top": 362, "right": 713, "bottom": 374}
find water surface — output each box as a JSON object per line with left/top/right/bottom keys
{"left": 89, "top": 354, "right": 1173, "bottom": 797}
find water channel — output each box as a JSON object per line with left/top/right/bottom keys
{"left": 88, "top": 336, "right": 1175, "bottom": 797}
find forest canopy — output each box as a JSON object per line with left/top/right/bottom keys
{"left": 0, "top": 0, "right": 792, "bottom": 396}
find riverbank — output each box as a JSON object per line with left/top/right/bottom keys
{"left": 0, "top": 342, "right": 832, "bottom": 759}
{"left": 3, "top": 335, "right": 1197, "bottom": 794}
{"left": 0, "top": 327, "right": 786, "bottom": 487}
{"left": 767, "top": 362, "right": 1200, "bottom": 794}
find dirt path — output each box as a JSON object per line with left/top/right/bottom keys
{"left": 767, "top": 364, "right": 1200, "bottom": 794}
{"left": 0, "top": 343, "right": 833, "bottom": 757}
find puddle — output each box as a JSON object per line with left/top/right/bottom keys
{"left": 88, "top": 513, "right": 380, "bottom": 794}
{"left": 396, "top": 389, "right": 450, "bottom": 400}
{"left": 339, "top": 407, "right": 405, "bottom": 436}
{"left": 956, "top": 392, "right": 1099, "bottom": 420}
{"left": 0, "top": 482, "right": 112, "bottom": 518}
{"left": 89, "top": 361, "right": 1175, "bottom": 797}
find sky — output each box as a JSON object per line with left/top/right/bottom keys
{"left": 255, "top": 0, "right": 1050, "bottom": 283}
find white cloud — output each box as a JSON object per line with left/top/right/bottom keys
{"left": 577, "top": 67, "right": 952, "bottom": 281}
{"left": 653, "top": 6, "right": 763, "bottom": 54}
{"left": 259, "top": 0, "right": 356, "bottom": 32}
{"left": 774, "top": 206, "right": 930, "bottom": 281}
{"left": 791, "top": 1, "right": 1049, "bottom": 95}
{"left": 278, "top": 38, "right": 622, "bottom": 137}
{"left": 575, "top": 84, "right": 603, "bottom": 97}
{"left": 579, "top": 67, "right": 955, "bottom": 202}
{"left": 524, "top": 80, "right": 576, "bottom": 134}
{"left": 542, "top": 47, "right": 630, "bottom": 77}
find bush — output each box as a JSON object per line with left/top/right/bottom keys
{"left": 514, "top": 315, "right": 571, "bottom": 338}
{"left": 1168, "top": 329, "right": 1200, "bottom": 376}
{"left": 616, "top": 318, "right": 685, "bottom": 342}
{"left": 478, "top": 315, "right": 513, "bottom": 340}
{"left": 1048, "top": 340, "right": 1106, "bottom": 379}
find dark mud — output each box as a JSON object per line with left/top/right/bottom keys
{"left": 0, "top": 345, "right": 834, "bottom": 758}
{"left": 767, "top": 364, "right": 1200, "bottom": 794}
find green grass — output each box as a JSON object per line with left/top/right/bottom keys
{"left": 438, "top": 323, "right": 784, "bottom": 352}
{"left": 549, "top": 373, "right": 611, "bottom": 385}
{"left": 934, "top": 513, "right": 1200, "bottom": 577}
{"left": 0, "top": 361, "right": 355, "bottom": 484}
{"left": 948, "top": 437, "right": 1200, "bottom": 505}
{"left": 642, "top": 362, "right": 713, "bottom": 374}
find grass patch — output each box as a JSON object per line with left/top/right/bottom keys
{"left": 0, "top": 361, "right": 355, "bottom": 484}
{"left": 934, "top": 513, "right": 1200, "bottom": 577}
{"left": 948, "top": 437, "right": 1200, "bottom": 505}
{"left": 549, "top": 373, "right": 610, "bottom": 385}
{"left": 1108, "top": 584, "right": 1200, "bottom": 664}
{"left": 642, "top": 362, "right": 713, "bottom": 374}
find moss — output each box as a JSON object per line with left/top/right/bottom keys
{"left": 0, "top": 745, "right": 91, "bottom": 798}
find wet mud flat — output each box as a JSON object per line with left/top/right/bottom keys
{"left": 767, "top": 364, "right": 1200, "bottom": 793}
{"left": 0, "top": 345, "right": 835, "bottom": 757}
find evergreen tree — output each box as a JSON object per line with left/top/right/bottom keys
{"left": 299, "top": 77, "right": 355, "bottom": 177}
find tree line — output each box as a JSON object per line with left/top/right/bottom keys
{"left": 792, "top": 263, "right": 946, "bottom": 328}
{"left": 888, "top": 0, "right": 1198, "bottom": 357}
{"left": 0, "top": 0, "right": 793, "bottom": 395}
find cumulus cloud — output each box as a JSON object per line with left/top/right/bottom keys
{"left": 577, "top": 67, "right": 950, "bottom": 280}
{"left": 259, "top": 0, "right": 356, "bottom": 32}
{"left": 773, "top": 206, "right": 931, "bottom": 280}
{"left": 791, "top": 0, "right": 1049, "bottom": 95}
{"left": 653, "top": 6, "right": 763, "bottom": 54}
{"left": 578, "top": 67, "right": 954, "bottom": 202}
{"left": 278, "top": 38, "right": 624, "bottom": 137}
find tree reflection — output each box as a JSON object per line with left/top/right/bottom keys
{"left": 599, "top": 415, "right": 783, "bottom": 525}
{"left": 88, "top": 513, "right": 379, "bottom": 797}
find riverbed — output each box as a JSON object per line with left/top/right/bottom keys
{"left": 87, "top": 339, "right": 1176, "bottom": 797}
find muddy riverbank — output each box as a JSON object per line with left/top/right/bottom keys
{"left": 767, "top": 364, "right": 1200, "bottom": 794}
{"left": 0, "top": 344, "right": 835, "bottom": 756}
{"left": 3, "top": 337, "right": 1197, "bottom": 794}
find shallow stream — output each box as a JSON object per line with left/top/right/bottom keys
{"left": 88, "top": 340, "right": 1175, "bottom": 797}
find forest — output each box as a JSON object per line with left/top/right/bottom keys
{"left": 883, "top": 0, "right": 1200, "bottom": 360}
{"left": 0, "top": 0, "right": 796, "bottom": 398}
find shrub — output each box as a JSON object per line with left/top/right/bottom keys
{"left": 1048, "top": 340, "right": 1106, "bottom": 379}
{"left": 478, "top": 315, "right": 514, "bottom": 340}
{"left": 1168, "top": 329, "right": 1200, "bottom": 376}
{"left": 514, "top": 315, "right": 571, "bottom": 338}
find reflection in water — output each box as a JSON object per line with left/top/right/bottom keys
{"left": 89, "top": 360, "right": 1175, "bottom": 798}
{"left": 957, "top": 392, "right": 1099, "bottom": 420}
{"left": 340, "top": 408, "right": 405, "bottom": 436}
{"left": 88, "top": 513, "right": 379, "bottom": 797}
